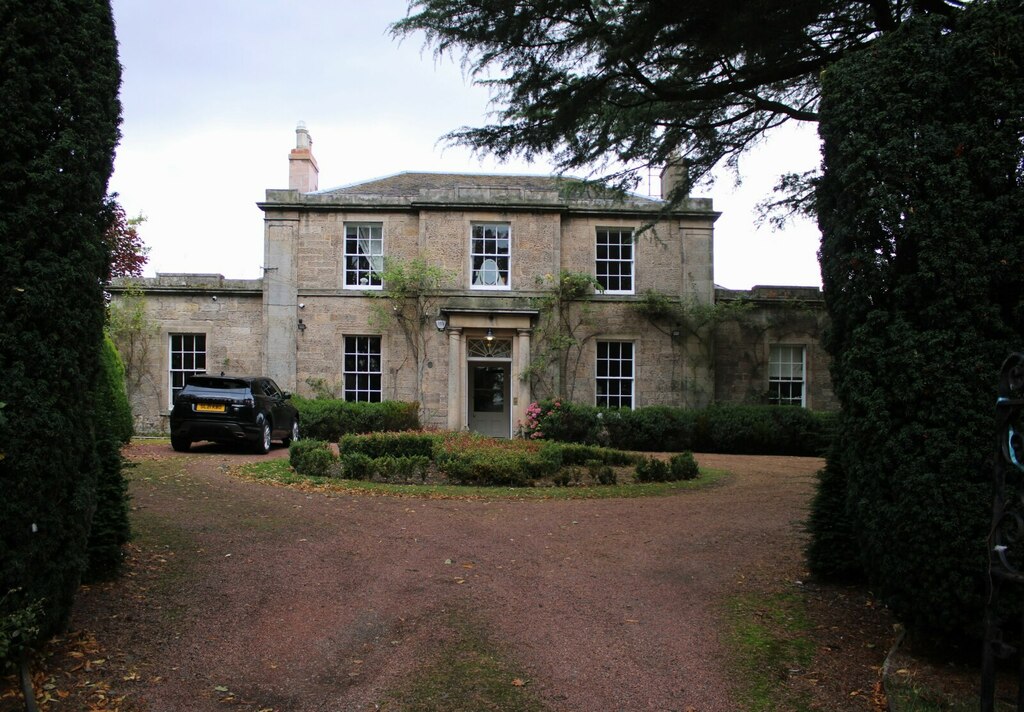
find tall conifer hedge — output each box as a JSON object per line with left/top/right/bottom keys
{"left": 811, "top": 0, "right": 1024, "bottom": 643}
{"left": 0, "top": 0, "right": 122, "bottom": 645}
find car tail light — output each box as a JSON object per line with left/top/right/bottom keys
{"left": 231, "top": 396, "right": 255, "bottom": 411}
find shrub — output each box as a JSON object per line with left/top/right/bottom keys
{"left": 557, "top": 442, "right": 638, "bottom": 466}
{"left": 340, "top": 452, "right": 374, "bottom": 480}
{"left": 551, "top": 468, "right": 578, "bottom": 487}
{"left": 603, "top": 406, "right": 699, "bottom": 452}
{"left": 521, "top": 399, "right": 602, "bottom": 444}
{"left": 634, "top": 457, "right": 670, "bottom": 483}
{"left": 371, "top": 455, "right": 431, "bottom": 484}
{"left": 289, "top": 439, "right": 337, "bottom": 478}
{"left": 436, "top": 441, "right": 561, "bottom": 487}
{"left": 806, "top": 460, "right": 861, "bottom": 581}
{"left": 694, "top": 405, "right": 834, "bottom": 456}
{"left": 293, "top": 398, "right": 420, "bottom": 440}
{"left": 668, "top": 452, "right": 700, "bottom": 481}
{"left": 429, "top": 433, "right": 559, "bottom": 487}
{"left": 0, "top": 592, "right": 41, "bottom": 673}
{"left": 1, "top": 0, "right": 121, "bottom": 649}
{"left": 524, "top": 401, "right": 834, "bottom": 456}
{"left": 85, "top": 336, "right": 134, "bottom": 582}
{"left": 339, "top": 431, "right": 437, "bottom": 459}
{"left": 813, "top": 1, "right": 1024, "bottom": 644}
{"left": 586, "top": 460, "right": 617, "bottom": 485}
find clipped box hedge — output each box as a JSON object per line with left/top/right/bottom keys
{"left": 289, "top": 439, "right": 337, "bottom": 478}
{"left": 339, "top": 431, "right": 437, "bottom": 459}
{"left": 293, "top": 398, "right": 420, "bottom": 441}
{"left": 289, "top": 427, "right": 705, "bottom": 489}
{"left": 530, "top": 399, "right": 836, "bottom": 456}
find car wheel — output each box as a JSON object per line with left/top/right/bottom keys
{"left": 171, "top": 436, "right": 191, "bottom": 452}
{"left": 254, "top": 418, "right": 272, "bottom": 454}
{"left": 282, "top": 418, "right": 299, "bottom": 447}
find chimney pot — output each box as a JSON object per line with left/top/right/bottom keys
{"left": 660, "top": 157, "right": 689, "bottom": 201}
{"left": 289, "top": 121, "right": 319, "bottom": 193}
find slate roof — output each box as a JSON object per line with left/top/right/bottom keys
{"left": 321, "top": 172, "right": 580, "bottom": 198}
{"left": 262, "top": 171, "right": 716, "bottom": 215}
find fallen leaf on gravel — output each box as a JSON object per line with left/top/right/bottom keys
{"left": 454, "top": 578, "right": 465, "bottom": 584}
{"left": 214, "top": 685, "right": 229, "bottom": 692}
{"left": 511, "top": 678, "right": 526, "bottom": 687}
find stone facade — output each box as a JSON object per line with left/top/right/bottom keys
{"left": 108, "top": 273, "right": 263, "bottom": 433}
{"left": 713, "top": 286, "right": 836, "bottom": 410}
{"left": 109, "top": 126, "right": 835, "bottom": 435}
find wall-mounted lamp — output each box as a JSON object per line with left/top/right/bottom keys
{"left": 485, "top": 327, "right": 495, "bottom": 342}
{"left": 298, "top": 302, "right": 305, "bottom": 309}
{"left": 211, "top": 295, "right": 218, "bottom": 302}
{"left": 297, "top": 318, "right": 307, "bottom": 332}
{"left": 435, "top": 317, "right": 448, "bottom": 332}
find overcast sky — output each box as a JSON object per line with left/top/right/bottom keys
{"left": 108, "top": 0, "right": 823, "bottom": 290}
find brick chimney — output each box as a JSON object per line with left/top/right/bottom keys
{"left": 660, "top": 156, "right": 689, "bottom": 201}
{"left": 288, "top": 121, "right": 319, "bottom": 193}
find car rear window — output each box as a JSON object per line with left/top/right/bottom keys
{"left": 185, "top": 377, "right": 249, "bottom": 391}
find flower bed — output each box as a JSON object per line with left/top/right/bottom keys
{"left": 288, "top": 431, "right": 695, "bottom": 489}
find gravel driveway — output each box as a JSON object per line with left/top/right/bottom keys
{"left": 63, "top": 444, "right": 830, "bottom": 712}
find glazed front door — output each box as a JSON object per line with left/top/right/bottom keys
{"left": 468, "top": 363, "right": 511, "bottom": 438}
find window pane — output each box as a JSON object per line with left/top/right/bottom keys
{"left": 596, "top": 229, "right": 635, "bottom": 293}
{"left": 343, "top": 336, "right": 382, "bottom": 402}
{"left": 471, "top": 223, "right": 511, "bottom": 288}
{"left": 169, "top": 333, "right": 207, "bottom": 406}
{"left": 596, "top": 340, "right": 634, "bottom": 409}
{"left": 344, "top": 223, "right": 384, "bottom": 288}
{"left": 768, "top": 345, "right": 806, "bottom": 406}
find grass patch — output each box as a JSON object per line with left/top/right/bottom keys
{"left": 886, "top": 679, "right": 975, "bottom": 711}
{"left": 234, "top": 457, "right": 726, "bottom": 500}
{"left": 725, "top": 592, "right": 815, "bottom": 712}
{"left": 887, "top": 677, "right": 1016, "bottom": 711}
{"left": 380, "top": 616, "right": 546, "bottom": 712}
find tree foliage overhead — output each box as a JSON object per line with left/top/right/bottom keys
{"left": 103, "top": 197, "right": 148, "bottom": 281}
{"left": 810, "top": 0, "right": 1024, "bottom": 643}
{"left": 393, "top": 0, "right": 966, "bottom": 199}
{"left": 0, "top": 0, "right": 121, "bottom": 655}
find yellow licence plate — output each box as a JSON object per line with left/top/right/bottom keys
{"left": 196, "top": 403, "right": 225, "bottom": 413}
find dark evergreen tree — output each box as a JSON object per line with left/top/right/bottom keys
{"left": 0, "top": 0, "right": 122, "bottom": 649}
{"left": 84, "top": 336, "right": 133, "bottom": 581}
{"left": 392, "top": 0, "right": 965, "bottom": 200}
{"left": 813, "top": 0, "right": 1024, "bottom": 642}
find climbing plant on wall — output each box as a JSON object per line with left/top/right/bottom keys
{"left": 366, "top": 256, "right": 454, "bottom": 408}
{"left": 632, "top": 289, "right": 751, "bottom": 404}
{"left": 522, "top": 271, "right": 603, "bottom": 401}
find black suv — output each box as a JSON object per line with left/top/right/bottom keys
{"left": 170, "top": 375, "right": 299, "bottom": 454}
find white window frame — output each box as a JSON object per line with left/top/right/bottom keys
{"left": 343, "top": 336, "right": 383, "bottom": 402}
{"left": 596, "top": 340, "right": 635, "bottom": 409}
{"left": 768, "top": 344, "right": 806, "bottom": 407}
{"left": 470, "top": 223, "right": 511, "bottom": 290}
{"left": 169, "top": 333, "right": 206, "bottom": 407}
{"left": 343, "top": 222, "right": 384, "bottom": 290}
{"left": 595, "top": 227, "right": 635, "bottom": 294}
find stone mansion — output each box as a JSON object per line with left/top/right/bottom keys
{"left": 111, "top": 125, "right": 834, "bottom": 437}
